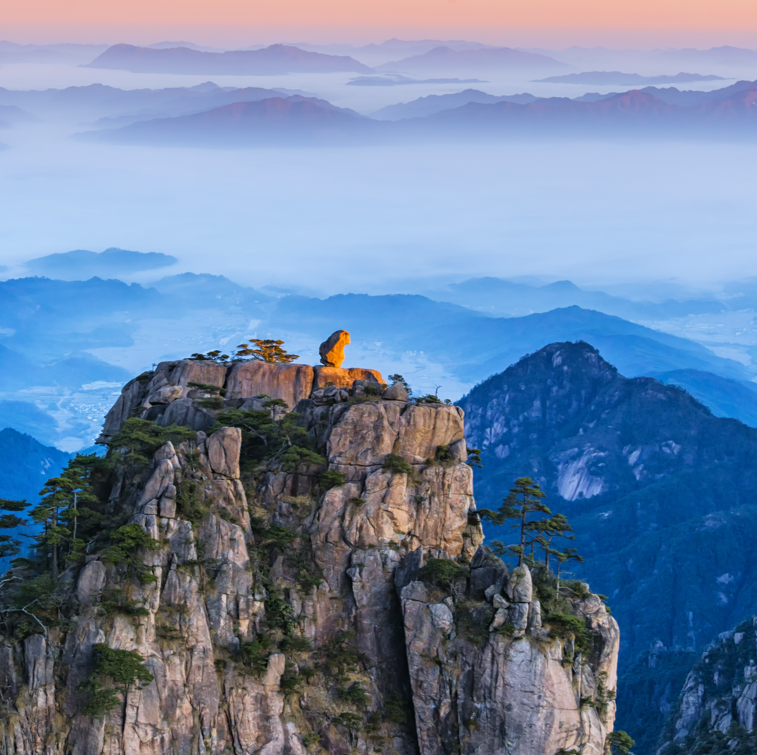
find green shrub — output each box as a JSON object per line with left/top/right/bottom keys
{"left": 262, "top": 524, "right": 298, "bottom": 549}
{"left": 417, "top": 558, "right": 468, "bottom": 591}
{"left": 102, "top": 523, "right": 161, "bottom": 565}
{"left": 608, "top": 731, "right": 635, "bottom": 754}
{"left": 188, "top": 382, "right": 227, "bottom": 395}
{"left": 80, "top": 643, "right": 154, "bottom": 717}
{"left": 279, "top": 446, "right": 326, "bottom": 472}
{"left": 318, "top": 470, "right": 345, "bottom": 489}
{"left": 384, "top": 690, "right": 411, "bottom": 728}
{"left": 238, "top": 635, "right": 273, "bottom": 676}
{"left": 265, "top": 595, "right": 295, "bottom": 633}
{"left": 279, "top": 668, "right": 302, "bottom": 694}
{"left": 287, "top": 545, "right": 324, "bottom": 591}
{"left": 435, "top": 445, "right": 453, "bottom": 463}
{"left": 455, "top": 602, "right": 494, "bottom": 645}
{"left": 332, "top": 712, "right": 363, "bottom": 730}
{"left": 340, "top": 681, "right": 369, "bottom": 707}
{"left": 279, "top": 635, "right": 312, "bottom": 653}
{"left": 138, "top": 571, "right": 158, "bottom": 586}
{"left": 175, "top": 480, "right": 208, "bottom": 523}
{"left": 300, "top": 666, "right": 317, "bottom": 682}
{"left": 350, "top": 497, "right": 365, "bottom": 507}
{"left": 107, "top": 418, "right": 196, "bottom": 468}
{"left": 100, "top": 589, "right": 150, "bottom": 618}
{"left": 544, "top": 612, "right": 591, "bottom": 653}
{"left": 302, "top": 732, "right": 321, "bottom": 748}
{"left": 197, "top": 397, "right": 224, "bottom": 410}
{"left": 416, "top": 394, "right": 441, "bottom": 404}
{"left": 322, "top": 630, "right": 362, "bottom": 681}
{"left": 383, "top": 454, "right": 412, "bottom": 475}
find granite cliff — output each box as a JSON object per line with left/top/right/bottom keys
{"left": 0, "top": 353, "right": 619, "bottom": 755}
{"left": 457, "top": 341, "right": 757, "bottom": 751}
{"left": 658, "top": 616, "right": 757, "bottom": 754}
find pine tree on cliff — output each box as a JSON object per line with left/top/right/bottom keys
{"left": 530, "top": 512, "right": 576, "bottom": 569}
{"left": 0, "top": 498, "right": 28, "bottom": 559}
{"left": 30, "top": 455, "right": 101, "bottom": 579}
{"left": 236, "top": 339, "right": 299, "bottom": 363}
{"left": 479, "top": 477, "right": 551, "bottom": 566}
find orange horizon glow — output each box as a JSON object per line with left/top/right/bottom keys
{"left": 2, "top": 0, "right": 757, "bottom": 48}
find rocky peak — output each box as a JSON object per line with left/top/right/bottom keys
{"left": 0, "top": 347, "right": 619, "bottom": 755}
{"left": 658, "top": 616, "right": 757, "bottom": 754}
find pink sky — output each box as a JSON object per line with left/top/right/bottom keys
{"left": 2, "top": 0, "right": 756, "bottom": 47}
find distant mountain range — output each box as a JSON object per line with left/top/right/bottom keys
{"left": 84, "top": 43, "right": 373, "bottom": 75}
{"left": 2, "top": 270, "right": 757, "bottom": 449}
{"left": 376, "top": 45, "right": 567, "bottom": 74}
{"left": 535, "top": 71, "right": 724, "bottom": 85}
{"left": 75, "top": 79, "right": 757, "bottom": 145}
{"left": 459, "top": 341, "right": 757, "bottom": 752}
{"left": 291, "top": 38, "right": 497, "bottom": 65}
{"left": 0, "top": 105, "right": 36, "bottom": 125}
{"left": 76, "top": 96, "right": 385, "bottom": 147}
{"left": 23, "top": 247, "right": 177, "bottom": 279}
{"left": 574, "top": 78, "right": 757, "bottom": 106}
{"left": 371, "top": 89, "right": 538, "bottom": 120}
{"left": 414, "top": 88, "right": 757, "bottom": 139}
{"left": 425, "top": 276, "right": 725, "bottom": 319}
{"left": 0, "top": 81, "right": 307, "bottom": 124}
{"left": 0, "top": 41, "right": 108, "bottom": 66}
{"left": 347, "top": 75, "right": 486, "bottom": 87}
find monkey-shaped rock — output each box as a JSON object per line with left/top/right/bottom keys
{"left": 319, "top": 329, "right": 351, "bottom": 368}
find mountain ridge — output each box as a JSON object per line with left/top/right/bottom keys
{"left": 84, "top": 43, "right": 373, "bottom": 75}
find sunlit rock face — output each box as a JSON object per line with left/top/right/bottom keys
{"left": 2, "top": 354, "right": 618, "bottom": 755}
{"left": 319, "top": 329, "right": 351, "bottom": 368}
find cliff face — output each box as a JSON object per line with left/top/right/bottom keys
{"left": 658, "top": 616, "right": 757, "bottom": 754}
{"left": 458, "top": 341, "right": 757, "bottom": 750}
{"left": 0, "top": 359, "right": 618, "bottom": 755}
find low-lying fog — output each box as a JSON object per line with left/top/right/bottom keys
{"left": 0, "top": 60, "right": 756, "bottom": 294}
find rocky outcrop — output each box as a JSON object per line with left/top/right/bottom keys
{"left": 100, "top": 358, "right": 386, "bottom": 441}
{"left": 658, "top": 616, "right": 757, "bottom": 754}
{"left": 319, "top": 330, "right": 351, "bottom": 368}
{"left": 2, "top": 359, "right": 619, "bottom": 755}
{"left": 399, "top": 549, "right": 618, "bottom": 755}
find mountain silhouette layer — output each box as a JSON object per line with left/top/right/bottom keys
{"left": 84, "top": 43, "right": 373, "bottom": 75}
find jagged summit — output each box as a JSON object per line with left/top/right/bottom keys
{"left": 0, "top": 348, "right": 619, "bottom": 755}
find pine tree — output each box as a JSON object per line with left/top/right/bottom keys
{"left": 30, "top": 454, "right": 102, "bottom": 579}
{"left": 235, "top": 339, "right": 299, "bottom": 363}
{"left": 0, "top": 498, "right": 28, "bottom": 559}
{"left": 479, "top": 477, "right": 551, "bottom": 566}
{"left": 608, "top": 731, "right": 635, "bottom": 754}
{"left": 531, "top": 513, "right": 576, "bottom": 569}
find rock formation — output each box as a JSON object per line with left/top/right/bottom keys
{"left": 657, "top": 616, "right": 757, "bottom": 754}
{"left": 319, "top": 330, "right": 351, "bottom": 369}
{"left": 0, "top": 356, "right": 619, "bottom": 755}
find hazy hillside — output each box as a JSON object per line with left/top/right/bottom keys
{"left": 79, "top": 96, "right": 386, "bottom": 147}
{"left": 80, "top": 79, "right": 757, "bottom": 146}
{"left": 84, "top": 43, "right": 373, "bottom": 75}
{"left": 376, "top": 45, "right": 567, "bottom": 74}
{"left": 536, "top": 71, "right": 724, "bottom": 85}
{"left": 371, "top": 90, "right": 539, "bottom": 120}
{"left": 0, "top": 81, "right": 296, "bottom": 122}
{"left": 0, "top": 428, "right": 71, "bottom": 501}
{"left": 654, "top": 369, "right": 757, "bottom": 427}
{"left": 24, "top": 247, "right": 177, "bottom": 279}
